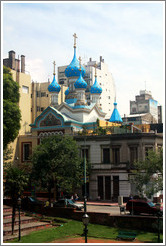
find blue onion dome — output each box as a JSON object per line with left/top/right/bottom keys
{"left": 48, "top": 75, "right": 61, "bottom": 93}
{"left": 74, "top": 70, "right": 87, "bottom": 89}
{"left": 65, "top": 87, "right": 69, "bottom": 95}
{"left": 65, "top": 48, "right": 86, "bottom": 78}
{"left": 90, "top": 77, "right": 102, "bottom": 94}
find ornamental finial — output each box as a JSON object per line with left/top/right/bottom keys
{"left": 53, "top": 61, "right": 56, "bottom": 75}
{"left": 94, "top": 63, "right": 97, "bottom": 77}
{"left": 73, "top": 33, "right": 77, "bottom": 48}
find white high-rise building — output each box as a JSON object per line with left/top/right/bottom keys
{"left": 58, "top": 56, "right": 116, "bottom": 119}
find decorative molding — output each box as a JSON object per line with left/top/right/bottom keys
{"left": 40, "top": 113, "right": 61, "bottom": 127}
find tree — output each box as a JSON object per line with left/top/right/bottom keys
{"left": 3, "top": 66, "right": 21, "bottom": 150}
{"left": 3, "top": 146, "right": 13, "bottom": 172}
{"left": 31, "top": 135, "right": 83, "bottom": 203}
{"left": 4, "top": 166, "right": 29, "bottom": 234}
{"left": 131, "top": 149, "right": 163, "bottom": 198}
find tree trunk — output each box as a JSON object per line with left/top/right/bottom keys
{"left": 12, "top": 200, "right": 16, "bottom": 235}
{"left": 48, "top": 186, "right": 51, "bottom": 206}
{"left": 53, "top": 179, "right": 56, "bottom": 202}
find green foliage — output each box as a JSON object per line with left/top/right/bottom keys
{"left": 3, "top": 66, "right": 21, "bottom": 150}
{"left": 131, "top": 149, "right": 163, "bottom": 198}
{"left": 3, "top": 66, "right": 20, "bottom": 102}
{"left": 4, "top": 166, "right": 29, "bottom": 200}
{"left": 31, "top": 135, "right": 82, "bottom": 195}
{"left": 3, "top": 146, "right": 13, "bottom": 172}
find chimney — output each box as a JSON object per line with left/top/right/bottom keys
{"left": 89, "top": 58, "right": 92, "bottom": 62}
{"left": 9, "top": 50, "right": 16, "bottom": 70}
{"left": 21, "top": 55, "right": 25, "bottom": 73}
{"left": 100, "top": 56, "right": 104, "bottom": 63}
{"left": 17, "top": 55, "right": 20, "bottom": 72}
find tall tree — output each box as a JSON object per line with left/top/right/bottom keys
{"left": 4, "top": 166, "right": 29, "bottom": 234}
{"left": 3, "top": 66, "right": 21, "bottom": 150}
{"left": 131, "top": 149, "right": 163, "bottom": 198}
{"left": 31, "top": 135, "right": 83, "bottom": 203}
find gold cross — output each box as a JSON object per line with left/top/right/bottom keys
{"left": 53, "top": 61, "right": 56, "bottom": 75}
{"left": 73, "top": 33, "right": 78, "bottom": 48}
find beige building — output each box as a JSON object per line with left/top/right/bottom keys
{"left": 31, "top": 81, "right": 67, "bottom": 123}
{"left": 3, "top": 51, "right": 32, "bottom": 164}
{"left": 3, "top": 50, "right": 67, "bottom": 163}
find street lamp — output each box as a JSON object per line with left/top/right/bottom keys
{"left": 82, "top": 213, "right": 89, "bottom": 243}
{"left": 17, "top": 197, "right": 21, "bottom": 241}
{"left": 83, "top": 136, "right": 87, "bottom": 213}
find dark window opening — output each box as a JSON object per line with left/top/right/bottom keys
{"left": 103, "top": 148, "right": 110, "bottom": 164}
{"left": 130, "top": 147, "right": 138, "bottom": 163}
{"left": 23, "top": 143, "right": 31, "bottom": 161}
{"left": 41, "top": 92, "right": 46, "bottom": 97}
{"left": 82, "top": 148, "right": 89, "bottom": 161}
{"left": 112, "top": 148, "right": 120, "bottom": 164}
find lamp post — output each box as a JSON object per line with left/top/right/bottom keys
{"left": 17, "top": 197, "right": 21, "bottom": 241}
{"left": 82, "top": 213, "right": 89, "bottom": 243}
{"left": 82, "top": 135, "right": 90, "bottom": 243}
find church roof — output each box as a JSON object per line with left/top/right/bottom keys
{"left": 65, "top": 48, "right": 86, "bottom": 78}
{"left": 109, "top": 102, "right": 123, "bottom": 123}
{"left": 48, "top": 75, "right": 61, "bottom": 93}
{"left": 74, "top": 70, "right": 87, "bottom": 89}
{"left": 90, "top": 76, "right": 102, "bottom": 94}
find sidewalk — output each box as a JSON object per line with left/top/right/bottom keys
{"left": 51, "top": 237, "right": 142, "bottom": 243}
{"left": 76, "top": 200, "right": 122, "bottom": 207}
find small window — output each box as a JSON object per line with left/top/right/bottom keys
{"left": 22, "top": 143, "right": 32, "bottom": 162}
{"left": 22, "top": 86, "right": 29, "bottom": 94}
{"left": 41, "top": 92, "right": 46, "bottom": 97}
{"left": 81, "top": 148, "right": 89, "bottom": 161}
{"left": 112, "top": 147, "right": 120, "bottom": 164}
{"left": 130, "top": 147, "right": 138, "bottom": 163}
{"left": 41, "top": 107, "right": 44, "bottom": 112}
{"left": 103, "top": 148, "right": 110, "bottom": 164}
{"left": 36, "top": 91, "right": 40, "bottom": 97}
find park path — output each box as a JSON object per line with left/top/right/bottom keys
{"left": 51, "top": 237, "right": 142, "bottom": 243}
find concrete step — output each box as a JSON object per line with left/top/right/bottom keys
{"left": 3, "top": 223, "right": 53, "bottom": 242}
{"left": 3, "top": 211, "right": 24, "bottom": 219}
{"left": 3, "top": 216, "right": 38, "bottom": 227}
{"left": 3, "top": 207, "right": 12, "bottom": 213}
{"left": 3, "top": 221, "right": 51, "bottom": 236}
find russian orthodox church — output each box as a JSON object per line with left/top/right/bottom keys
{"left": 30, "top": 33, "right": 120, "bottom": 135}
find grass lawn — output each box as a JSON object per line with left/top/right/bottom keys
{"left": 9, "top": 217, "right": 163, "bottom": 243}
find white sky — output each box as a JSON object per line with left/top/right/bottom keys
{"left": 2, "top": 1, "right": 165, "bottom": 116}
